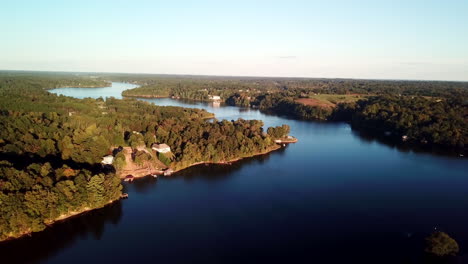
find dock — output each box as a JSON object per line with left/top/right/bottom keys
{"left": 274, "top": 136, "right": 298, "bottom": 144}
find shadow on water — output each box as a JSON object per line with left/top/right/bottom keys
{"left": 0, "top": 201, "right": 123, "bottom": 264}
{"left": 123, "top": 176, "right": 159, "bottom": 194}
{"left": 167, "top": 146, "right": 287, "bottom": 182}
{"left": 351, "top": 128, "right": 466, "bottom": 158}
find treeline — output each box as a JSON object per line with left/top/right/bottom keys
{"left": 0, "top": 71, "right": 110, "bottom": 89}
{"left": 251, "top": 93, "right": 333, "bottom": 120}
{"left": 155, "top": 119, "right": 283, "bottom": 171}
{"left": 0, "top": 72, "right": 290, "bottom": 240}
{"left": 348, "top": 96, "right": 467, "bottom": 149}
{"left": 0, "top": 163, "right": 121, "bottom": 242}
{"left": 116, "top": 74, "right": 468, "bottom": 101}
{"left": 112, "top": 74, "right": 467, "bottom": 152}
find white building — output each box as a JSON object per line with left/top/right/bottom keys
{"left": 152, "top": 143, "right": 171, "bottom": 153}
{"left": 102, "top": 155, "right": 114, "bottom": 165}
{"left": 209, "top": 95, "right": 221, "bottom": 101}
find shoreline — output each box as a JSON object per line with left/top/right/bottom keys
{"left": 122, "top": 93, "right": 216, "bottom": 104}
{"left": 46, "top": 84, "right": 112, "bottom": 90}
{"left": 119, "top": 144, "right": 283, "bottom": 180}
{"left": 0, "top": 198, "right": 121, "bottom": 243}
{"left": 123, "top": 94, "right": 169, "bottom": 98}
{"left": 170, "top": 144, "right": 282, "bottom": 174}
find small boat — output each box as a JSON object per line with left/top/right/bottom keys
{"left": 152, "top": 174, "right": 158, "bottom": 178}
{"left": 121, "top": 193, "right": 129, "bottom": 199}
{"left": 124, "top": 175, "right": 135, "bottom": 182}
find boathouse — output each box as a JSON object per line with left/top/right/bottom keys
{"left": 124, "top": 175, "right": 135, "bottom": 182}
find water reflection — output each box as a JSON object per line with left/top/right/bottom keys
{"left": 170, "top": 146, "right": 287, "bottom": 182}
{"left": 1, "top": 202, "right": 123, "bottom": 264}
{"left": 124, "top": 176, "right": 159, "bottom": 193}
{"left": 41, "top": 83, "right": 468, "bottom": 264}
{"left": 351, "top": 128, "right": 464, "bottom": 158}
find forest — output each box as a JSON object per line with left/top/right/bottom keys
{"left": 0, "top": 72, "right": 290, "bottom": 241}
{"left": 0, "top": 70, "right": 466, "bottom": 241}
{"left": 117, "top": 74, "right": 467, "bottom": 152}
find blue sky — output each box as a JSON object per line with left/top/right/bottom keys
{"left": 2, "top": 0, "right": 468, "bottom": 80}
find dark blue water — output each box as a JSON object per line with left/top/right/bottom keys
{"left": 4, "top": 83, "right": 466, "bottom": 263}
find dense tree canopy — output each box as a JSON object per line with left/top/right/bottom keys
{"left": 0, "top": 72, "right": 290, "bottom": 241}
{"left": 425, "top": 231, "right": 459, "bottom": 257}
{"left": 116, "top": 74, "right": 467, "bottom": 152}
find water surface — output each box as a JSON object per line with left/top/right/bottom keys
{"left": 5, "top": 83, "right": 467, "bottom": 263}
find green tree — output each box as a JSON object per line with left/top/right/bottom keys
{"left": 425, "top": 231, "right": 459, "bottom": 257}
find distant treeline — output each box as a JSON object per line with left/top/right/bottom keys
{"left": 116, "top": 74, "right": 467, "bottom": 152}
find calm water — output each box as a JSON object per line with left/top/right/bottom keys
{"left": 3, "top": 83, "right": 467, "bottom": 263}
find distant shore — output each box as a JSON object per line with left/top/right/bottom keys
{"left": 122, "top": 94, "right": 169, "bottom": 98}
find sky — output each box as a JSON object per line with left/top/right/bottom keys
{"left": 1, "top": 0, "right": 468, "bottom": 81}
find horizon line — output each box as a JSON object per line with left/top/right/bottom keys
{"left": 1, "top": 68, "right": 468, "bottom": 83}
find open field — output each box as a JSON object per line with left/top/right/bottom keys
{"left": 296, "top": 94, "right": 368, "bottom": 108}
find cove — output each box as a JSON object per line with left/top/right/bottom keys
{"left": 2, "top": 82, "right": 467, "bottom": 264}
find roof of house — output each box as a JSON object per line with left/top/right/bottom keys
{"left": 102, "top": 155, "right": 114, "bottom": 164}
{"left": 153, "top": 143, "right": 170, "bottom": 149}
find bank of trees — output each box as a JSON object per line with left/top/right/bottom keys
{"left": 0, "top": 163, "right": 122, "bottom": 241}
{"left": 348, "top": 96, "right": 467, "bottom": 149}
{"left": 0, "top": 73, "right": 290, "bottom": 240}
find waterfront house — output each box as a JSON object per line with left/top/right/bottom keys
{"left": 209, "top": 95, "right": 221, "bottom": 101}
{"left": 164, "top": 168, "right": 174, "bottom": 176}
{"left": 101, "top": 155, "right": 114, "bottom": 165}
{"left": 152, "top": 143, "right": 171, "bottom": 153}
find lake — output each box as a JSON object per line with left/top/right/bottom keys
{"left": 3, "top": 82, "right": 467, "bottom": 263}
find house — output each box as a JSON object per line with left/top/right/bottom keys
{"left": 101, "top": 155, "right": 114, "bottom": 165}
{"left": 152, "top": 143, "right": 171, "bottom": 153}
{"left": 209, "top": 95, "right": 221, "bottom": 101}
{"left": 164, "top": 168, "right": 174, "bottom": 176}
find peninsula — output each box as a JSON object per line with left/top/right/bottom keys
{"left": 0, "top": 72, "right": 294, "bottom": 241}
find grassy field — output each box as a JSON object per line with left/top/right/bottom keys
{"left": 296, "top": 94, "right": 368, "bottom": 108}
